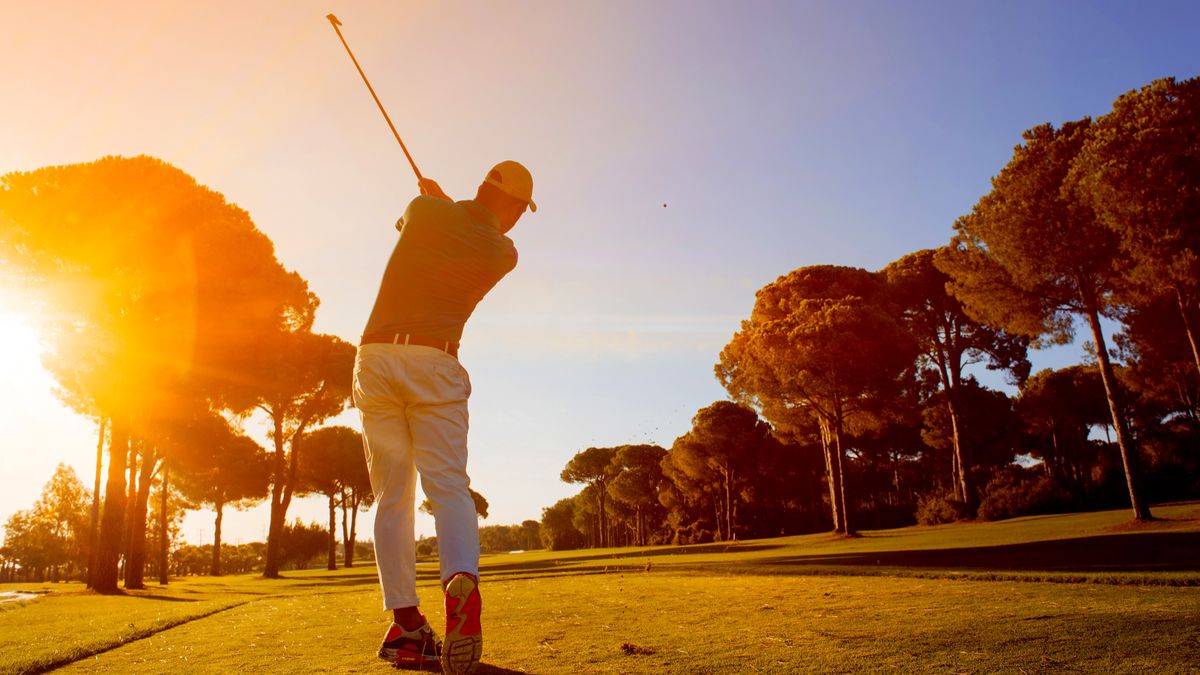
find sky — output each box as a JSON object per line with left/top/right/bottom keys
{"left": 2, "top": 0, "right": 1199, "bottom": 546}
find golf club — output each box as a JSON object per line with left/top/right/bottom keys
{"left": 326, "top": 13, "right": 424, "bottom": 181}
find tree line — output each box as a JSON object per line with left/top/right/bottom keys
{"left": 0, "top": 420, "right": 375, "bottom": 583}
{"left": 540, "top": 76, "right": 1200, "bottom": 548}
{"left": 0, "top": 157, "right": 376, "bottom": 586}
{"left": 0, "top": 460, "right": 363, "bottom": 581}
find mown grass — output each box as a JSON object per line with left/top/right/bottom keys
{"left": 50, "top": 573, "right": 1200, "bottom": 674}
{"left": 0, "top": 581, "right": 244, "bottom": 674}
{"left": 3, "top": 502, "right": 1198, "bottom": 674}
{"left": 0, "top": 569, "right": 382, "bottom": 674}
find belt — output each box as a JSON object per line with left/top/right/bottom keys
{"left": 359, "top": 332, "right": 459, "bottom": 357}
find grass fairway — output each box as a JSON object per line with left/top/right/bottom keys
{"left": 4, "top": 503, "right": 1199, "bottom": 674}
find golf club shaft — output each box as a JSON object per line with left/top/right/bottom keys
{"left": 326, "top": 14, "right": 424, "bottom": 181}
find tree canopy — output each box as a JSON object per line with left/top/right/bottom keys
{"left": 718, "top": 265, "right": 918, "bottom": 534}
{"left": 0, "top": 155, "right": 315, "bottom": 590}
{"left": 939, "top": 120, "right": 1151, "bottom": 520}
{"left": 883, "top": 248, "right": 1029, "bottom": 510}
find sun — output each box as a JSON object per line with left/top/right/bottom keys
{"left": 0, "top": 308, "right": 47, "bottom": 396}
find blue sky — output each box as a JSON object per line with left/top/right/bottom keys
{"left": 2, "top": 1, "right": 1199, "bottom": 543}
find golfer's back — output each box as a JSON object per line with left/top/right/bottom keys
{"left": 364, "top": 195, "right": 518, "bottom": 344}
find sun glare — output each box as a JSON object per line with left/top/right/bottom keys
{"left": 0, "top": 308, "right": 46, "bottom": 399}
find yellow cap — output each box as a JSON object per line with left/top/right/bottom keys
{"left": 484, "top": 160, "right": 537, "bottom": 212}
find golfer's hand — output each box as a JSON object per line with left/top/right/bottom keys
{"left": 418, "top": 177, "right": 451, "bottom": 201}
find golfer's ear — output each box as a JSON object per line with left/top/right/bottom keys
{"left": 395, "top": 216, "right": 406, "bottom": 232}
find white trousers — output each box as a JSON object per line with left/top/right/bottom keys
{"left": 353, "top": 343, "right": 479, "bottom": 610}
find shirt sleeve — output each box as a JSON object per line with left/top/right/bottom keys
{"left": 397, "top": 195, "right": 459, "bottom": 232}
{"left": 504, "top": 239, "right": 519, "bottom": 273}
{"left": 395, "top": 197, "right": 420, "bottom": 232}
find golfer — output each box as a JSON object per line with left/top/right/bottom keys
{"left": 352, "top": 161, "right": 535, "bottom": 674}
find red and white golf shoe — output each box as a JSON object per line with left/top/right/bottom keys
{"left": 441, "top": 573, "right": 483, "bottom": 675}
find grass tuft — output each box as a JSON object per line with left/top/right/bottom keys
{"left": 620, "top": 643, "right": 656, "bottom": 656}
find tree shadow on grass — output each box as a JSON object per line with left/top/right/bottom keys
{"left": 91, "top": 589, "right": 201, "bottom": 602}
{"left": 254, "top": 575, "right": 382, "bottom": 591}
{"left": 478, "top": 542, "right": 782, "bottom": 575}
{"left": 745, "top": 532, "right": 1200, "bottom": 573}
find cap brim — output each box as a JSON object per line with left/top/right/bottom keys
{"left": 485, "top": 175, "right": 536, "bottom": 212}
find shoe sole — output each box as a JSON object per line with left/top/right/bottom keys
{"left": 441, "top": 634, "right": 481, "bottom": 675}
{"left": 441, "top": 575, "right": 482, "bottom": 675}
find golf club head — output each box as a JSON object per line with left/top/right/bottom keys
{"left": 326, "top": 14, "right": 342, "bottom": 27}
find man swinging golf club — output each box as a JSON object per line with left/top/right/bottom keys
{"left": 353, "top": 161, "right": 535, "bottom": 674}
{"left": 326, "top": 16, "right": 534, "bottom": 671}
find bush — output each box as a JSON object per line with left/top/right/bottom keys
{"left": 860, "top": 502, "right": 918, "bottom": 529}
{"left": 280, "top": 521, "right": 328, "bottom": 569}
{"left": 671, "top": 525, "right": 715, "bottom": 546}
{"left": 354, "top": 542, "right": 375, "bottom": 562}
{"left": 977, "top": 470, "right": 1075, "bottom": 521}
{"left": 915, "top": 490, "right": 967, "bottom": 525}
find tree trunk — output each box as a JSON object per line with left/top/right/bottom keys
{"left": 817, "top": 416, "right": 843, "bottom": 533}
{"left": 87, "top": 417, "right": 106, "bottom": 589}
{"left": 125, "top": 449, "right": 157, "bottom": 589}
{"left": 264, "top": 414, "right": 287, "bottom": 578}
{"left": 339, "top": 487, "right": 350, "bottom": 566}
{"left": 94, "top": 413, "right": 130, "bottom": 593}
{"left": 158, "top": 460, "right": 169, "bottom": 585}
{"left": 636, "top": 506, "right": 644, "bottom": 546}
{"left": 264, "top": 504, "right": 285, "bottom": 578}
{"left": 267, "top": 428, "right": 307, "bottom": 575}
{"left": 946, "top": 393, "right": 973, "bottom": 512}
{"left": 346, "top": 491, "right": 360, "bottom": 568}
{"left": 1175, "top": 287, "right": 1200, "bottom": 388}
{"left": 712, "top": 493, "right": 724, "bottom": 541}
{"left": 949, "top": 446, "right": 960, "bottom": 498}
{"left": 211, "top": 497, "right": 224, "bottom": 576}
{"left": 889, "top": 449, "right": 902, "bottom": 506}
{"left": 833, "top": 404, "right": 855, "bottom": 536}
{"left": 724, "top": 466, "right": 736, "bottom": 542}
{"left": 327, "top": 492, "right": 337, "bottom": 571}
{"left": 934, "top": 354, "right": 964, "bottom": 503}
{"left": 597, "top": 488, "right": 607, "bottom": 548}
{"left": 124, "top": 443, "right": 138, "bottom": 574}
{"left": 1084, "top": 306, "right": 1153, "bottom": 521}
{"left": 1048, "top": 423, "right": 1061, "bottom": 478}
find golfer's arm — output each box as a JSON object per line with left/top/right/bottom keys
{"left": 395, "top": 194, "right": 456, "bottom": 232}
